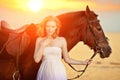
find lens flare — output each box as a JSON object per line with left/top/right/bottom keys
{"left": 27, "top": 0, "right": 43, "bottom": 12}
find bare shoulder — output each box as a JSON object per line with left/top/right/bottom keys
{"left": 36, "top": 37, "right": 45, "bottom": 43}
{"left": 57, "top": 37, "right": 67, "bottom": 43}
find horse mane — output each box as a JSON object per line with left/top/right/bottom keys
{"left": 58, "top": 11, "right": 86, "bottom": 33}
{"left": 58, "top": 11, "right": 85, "bottom": 21}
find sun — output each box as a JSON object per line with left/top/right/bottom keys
{"left": 27, "top": 0, "right": 43, "bottom": 12}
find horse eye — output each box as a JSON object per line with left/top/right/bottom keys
{"left": 96, "top": 26, "right": 101, "bottom": 31}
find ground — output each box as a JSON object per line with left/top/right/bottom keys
{"left": 62, "top": 32, "right": 120, "bottom": 80}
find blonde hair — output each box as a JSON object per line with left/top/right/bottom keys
{"left": 37, "top": 16, "right": 62, "bottom": 38}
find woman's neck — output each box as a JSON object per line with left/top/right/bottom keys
{"left": 46, "top": 35, "right": 53, "bottom": 39}
{"left": 46, "top": 35, "right": 57, "bottom": 39}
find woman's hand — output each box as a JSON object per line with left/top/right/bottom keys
{"left": 82, "top": 59, "right": 92, "bottom": 65}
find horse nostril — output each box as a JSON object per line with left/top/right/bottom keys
{"left": 104, "top": 46, "right": 112, "bottom": 57}
{"left": 99, "top": 45, "right": 112, "bottom": 58}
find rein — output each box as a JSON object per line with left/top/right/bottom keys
{"left": 68, "top": 52, "right": 96, "bottom": 80}
{"left": 67, "top": 16, "right": 100, "bottom": 80}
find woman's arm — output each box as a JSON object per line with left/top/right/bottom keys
{"left": 34, "top": 38, "right": 44, "bottom": 63}
{"left": 61, "top": 37, "right": 92, "bottom": 65}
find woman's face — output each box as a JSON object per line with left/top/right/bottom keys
{"left": 45, "top": 20, "right": 57, "bottom": 36}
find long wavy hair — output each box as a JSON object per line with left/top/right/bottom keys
{"left": 37, "top": 16, "right": 62, "bottom": 38}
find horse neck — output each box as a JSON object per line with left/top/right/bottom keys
{"left": 58, "top": 11, "right": 95, "bottom": 51}
{"left": 80, "top": 17, "right": 95, "bottom": 49}
{"left": 67, "top": 37, "right": 80, "bottom": 51}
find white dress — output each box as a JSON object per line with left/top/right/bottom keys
{"left": 36, "top": 47, "right": 67, "bottom": 80}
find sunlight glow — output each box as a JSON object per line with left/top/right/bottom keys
{"left": 0, "top": 0, "right": 119, "bottom": 12}
{"left": 41, "top": 0, "right": 95, "bottom": 10}
{"left": 27, "top": 0, "right": 43, "bottom": 12}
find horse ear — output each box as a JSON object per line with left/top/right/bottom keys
{"left": 85, "top": 5, "right": 91, "bottom": 17}
{"left": 86, "top": 5, "right": 91, "bottom": 11}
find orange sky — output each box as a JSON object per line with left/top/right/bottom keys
{"left": 0, "top": 0, "right": 120, "bottom": 32}
{"left": 0, "top": 0, "right": 120, "bottom": 12}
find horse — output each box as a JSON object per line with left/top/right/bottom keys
{"left": 0, "top": 22, "right": 38, "bottom": 80}
{"left": 58, "top": 6, "right": 111, "bottom": 58}
{"left": 57, "top": 6, "right": 112, "bottom": 79}
{"left": 0, "top": 6, "right": 111, "bottom": 80}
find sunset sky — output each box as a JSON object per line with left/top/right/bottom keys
{"left": 0, "top": 0, "right": 120, "bottom": 32}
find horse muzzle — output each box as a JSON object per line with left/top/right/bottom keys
{"left": 98, "top": 45, "right": 112, "bottom": 58}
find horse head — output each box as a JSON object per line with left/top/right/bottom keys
{"left": 84, "top": 6, "right": 112, "bottom": 58}
{"left": 58, "top": 6, "right": 112, "bottom": 58}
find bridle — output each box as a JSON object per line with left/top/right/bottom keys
{"left": 67, "top": 15, "right": 107, "bottom": 80}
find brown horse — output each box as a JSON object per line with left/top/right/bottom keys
{"left": 57, "top": 6, "right": 112, "bottom": 79}
{"left": 0, "top": 6, "right": 111, "bottom": 80}
{"left": 0, "top": 22, "right": 38, "bottom": 80}
{"left": 58, "top": 6, "right": 111, "bottom": 58}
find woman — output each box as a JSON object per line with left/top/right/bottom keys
{"left": 34, "top": 16, "right": 92, "bottom": 80}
